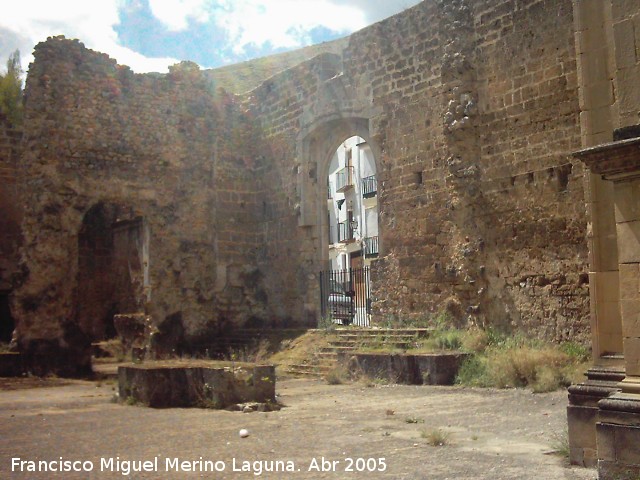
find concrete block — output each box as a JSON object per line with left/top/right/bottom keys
{"left": 598, "top": 460, "right": 640, "bottom": 480}
{"left": 618, "top": 222, "right": 640, "bottom": 263}
{"left": 623, "top": 337, "right": 640, "bottom": 375}
{"left": 600, "top": 333, "right": 624, "bottom": 354}
{"left": 596, "top": 422, "right": 616, "bottom": 461}
{"left": 583, "top": 80, "right": 615, "bottom": 110}
{"left": 617, "top": 423, "right": 640, "bottom": 464}
{"left": 568, "top": 404, "right": 598, "bottom": 467}
{"left": 618, "top": 65, "right": 640, "bottom": 117}
{"left": 620, "top": 299, "right": 640, "bottom": 331}
{"left": 118, "top": 362, "right": 276, "bottom": 408}
{"left": 595, "top": 270, "right": 621, "bottom": 302}
{"left": 615, "top": 180, "right": 640, "bottom": 224}
{"left": 619, "top": 264, "right": 639, "bottom": 299}
{"left": 613, "top": 19, "right": 637, "bottom": 68}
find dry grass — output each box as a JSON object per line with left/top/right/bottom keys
{"left": 486, "top": 347, "right": 569, "bottom": 390}
{"left": 456, "top": 340, "right": 591, "bottom": 392}
{"left": 325, "top": 365, "right": 350, "bottom": 385}
{"left": 461, "top": 327, "right": 490, "bottom": 353}
{"left": 269, "top": 330, "right": 338, "bottom": 377}
{"left": 421, "top": 428, "right": 450, "bottom": 446}
{"left": 550, "top": 428, "right": 570, "bottom": 459}
{"left": 227, "top": 339, "right": 272, "bottom": 364}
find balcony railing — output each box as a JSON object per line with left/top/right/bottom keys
{"left": 364, "top": 236, "right": 379, "bottom": 257}
{"left": 361, "top": 175, "right": 377, "bottom": 198}
{"left": 335, "top": 166, "right": 354, "bottom": 193}
{"left": 338, "top": 221, "right": 355, "bottom": 243}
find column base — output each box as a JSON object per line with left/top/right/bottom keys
{"left": 597, "top": 393, "right": 640, "bottom": 480}
{"left": 567, "top": 365, "right": 624, "bottom": 467}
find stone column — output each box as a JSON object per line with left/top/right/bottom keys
{"left": 595, "top": 175, "right": 640, "bottom": 479}
{"left": 575, "top": 135, "right": 640, "bottom": 479}
{"left": 568, "top": 0, "right": 624, "bottom": 467}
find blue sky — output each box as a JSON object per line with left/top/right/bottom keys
{"left": 0, "top": 0, "right": 422, "bottom": 75}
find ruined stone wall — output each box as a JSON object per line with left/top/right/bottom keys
{"left": 0, "top": 113, "right": 22, "bottom": 293}
{"left": 244, "top": 54, "right": 345, "bottom": 326}
{"left": 10, "top": 0, "right": 596, "bottom": 375}
{"left": 470, "top": 0, "right": 587, "bottom": 340}
{"left": 371, "top": 0, "right": 587, "bottom": 341}
{"left": 13, "top": 38, "right": 267, "bottom": 373}
{"left": 245, "top": 0, "right": 589, "bottom": 342}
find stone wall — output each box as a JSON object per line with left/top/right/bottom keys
{"left": 246, "top": 0, "right": 589, "bottom": 342}
{"left": 0, "top": 113, "right": 22, "bottom": 293}
{"left": 9, "top": 0, "right": 596, "bottom": 374}
{"left": 12, "top": 38, "right": 269, "bottom": 374}
{"left": 0, "top": 113, "right": 22, "bottom": 343}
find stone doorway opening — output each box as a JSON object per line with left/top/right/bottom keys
{"left": 76, "top": 203, "right": 148, "bottom": 341}
{"left": 311, "top": 126, "right": 380, "bottom": 327}
{"left": 0, "top": 291, "right": 14, "bottom": 343}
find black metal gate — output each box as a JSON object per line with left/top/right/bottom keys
{"left": 319, "top": 267, "right": 371, "bottom": 326}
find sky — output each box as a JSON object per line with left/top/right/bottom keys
{"left": 0, "top": 0, "right": 422, "bottom": 76}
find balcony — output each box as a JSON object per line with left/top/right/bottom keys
{"left": 361, "top": 175, "right": 377, "bottom": 198}
{"left": 335, "top": 166, "right": 354, "bottom": 193}
{"left": 338, "top": 221, "right": 355, "bottom": 243}
{"left": 364, "top": 236, "right": 379, "bottom": 257}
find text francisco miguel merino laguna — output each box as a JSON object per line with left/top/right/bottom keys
{"left": 12, "top": 456, "right": 317, "bottom": 475}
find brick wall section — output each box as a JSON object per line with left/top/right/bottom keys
{"left": 372, "top": 0, "right": 587, "bottom": 341}
{"left": 0, "top": 114, "right": 22, "bottom": 292}
{"left": 472, "top": 0, "right": 587, "bottom": 339}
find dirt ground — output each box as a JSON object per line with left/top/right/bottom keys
{"left": 0, "top": 376, "right": 597, "bottom": 479}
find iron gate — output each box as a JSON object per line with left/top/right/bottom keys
{"left": 319, "top": 267, "right": 371, "bottom": 326}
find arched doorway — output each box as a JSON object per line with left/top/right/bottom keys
{"left": 76, "top": 203, "right": 148, "bottom": 340}
{"left": 326, "top": 135, "right": 379, "bottom": 271}
{"left": 324, "top": 136, "right": 379, "bottom": 326}
{"left": 304, "top": 119, "right": 381, "bottom": 327}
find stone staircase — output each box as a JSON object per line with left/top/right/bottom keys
{"left": 284, "top": 328, "right": 432, "bottom": 378}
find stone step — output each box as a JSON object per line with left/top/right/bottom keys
{"left": 316, "top": 351, "right": 339, "bottom": 358}
{"left": 320, "top": 345, "right": 357, "bottom": 353}
{"left": 329, "top": 339, "right": 414, "bottom": 347}
{"left": 336, "top": 331, "right": 430, "bottom": 339}
{"left": 284, "top": 364, "right": 331, "bottom": 377}
{"left": 332, "top": 334, "right": 418, "bottom": 341}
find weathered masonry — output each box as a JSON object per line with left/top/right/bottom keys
{"left": 566, "top": 1, "right": 640, "bottom": 479}
{"left": 2, "top": 0, "right": 589, "bottom": 374}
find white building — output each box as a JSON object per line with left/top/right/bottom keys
{"left": 326, "top": 136, "right": 378, "bottom": 272}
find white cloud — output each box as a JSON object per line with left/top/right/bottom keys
{"left": 0, "top": 0, "right": 178, "bottom": 74}
{"left": 0, "top": 0, "right": 423, "bottom": 75}
{"left": 148, "top": 0, "right": 211, "bottom": 31}
{"left": 328, "top": 0, "right": 422, "bottom": 24}
{"left": 148, "top": 0, "right": 367, "bottom": 54}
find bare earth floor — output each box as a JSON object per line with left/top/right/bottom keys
{"left": 0, "top": 377, "right": 597, "bottom": 479}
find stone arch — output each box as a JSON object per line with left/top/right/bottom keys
{"left": 301, "top": 116, "right": 382, "bottom": 267}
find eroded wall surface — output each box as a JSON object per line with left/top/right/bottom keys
{"left": 247, "top": 0, "right": 589, "bottom": 342}
{"left": 13, "top": 39, "right": 270, "bottom": 373}
{"left": 0, "top": 114, "right": 22, "bottom": 343}
{"left": 11, "top": 0, "right": 593, "bottom": 373}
